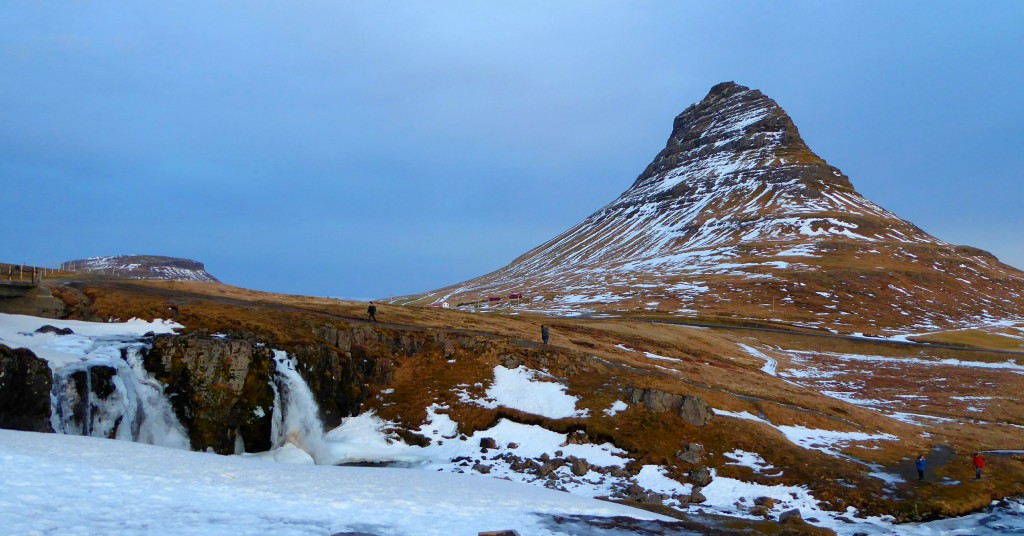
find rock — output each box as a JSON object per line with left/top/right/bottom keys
{"left": 779, "top": 508, "right": 804, "bottom": 524}
{"left": 679, "top": 396, "right": 715, "bottom": 427}
{"left": 507, "top": 442, "right": 518, "bottom": 449}
{"left": 689, "top": 465, "right": 713, "bottom": 487}
{"left": 677, "top": 442, "right": 704, "bottom": 464}
{"left": 690, "top": 486, "right": 707, "bottom": 504}
{"left": 755, "top": 496, "right": 776, "bottom": 508}
{"left": 536, "top": 462, "right": 558, "bottom": 477}
{"left": 35, "top": 325, "right": 73, "bottom": 335}
{"left": 642, "top": 388, "right": 684, "bottom": 413}
{"left": 472, "top": 463, "right": 492, "bottom": 474}
{"left": 750, "top": 505, "right": 772, "bottom": 518}
{"left": 0, "top": 345, "right": 53, "bottom": 432}
{"left": 566, "top": 430, "right": 588, "bottom": 445}
{"left": 609, "top": 467, "right": 631, "bottom": 478}
{"left": 480, "top": 437, "right": 497, "bottom": 449}
{"left": 571, "top": 458, "right": 590, "bottom": 476}
{"left": 143, "top": 334, "right": 277, "bottom": 453}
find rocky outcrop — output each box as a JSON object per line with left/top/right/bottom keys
{"left": 627, "top": 388, "right": 715, "bottom": 427}
{"left": 143, "top": 334, "right": 276, "bottom": 453}
{"left": 0, "top": 345, "right": 53, "bottom": 432}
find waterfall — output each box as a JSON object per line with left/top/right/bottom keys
{"left": 49, "top": 339, "right": 190, "bottom": 450}
{"left": 270, "top": 350, "right": 329, "bottom": 463}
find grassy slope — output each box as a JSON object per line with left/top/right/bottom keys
{"left": 46, "top": 277, "right": 1024, "bottom": 520}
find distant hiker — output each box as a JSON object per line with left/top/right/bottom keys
{"left": 973, "top": 453, "right": 985, "bottom": 479}
{"left": 541, "top": 324, "right": 550, "bottom": 345}
{"left": 915, "top": 454, "right": 926, "bottom": 481}
{"left": 367, "top": 302, "right": 377, "bottom": 323}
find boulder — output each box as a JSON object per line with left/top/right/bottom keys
{"left": 570, "top": 458, "right": 590, "bottom": 476}
{"left": 690, "top": 486, "right": 707, "bottom": 504}
{"left": 679, "top": 396, "right": 715, "bottom": 427}
{"left": 779, "top": 509, "right": 804, "bottom": 524}
{"left": 643, "top": 389, "right": 684, "bottom": 413}
{"left": 0, "top": 345, "right": 53, "bottom": 432}
{"left": 676, "top": 442, "right": 704, "bottom": 464}
{"left": 689, "top": 465, "right": 713, "bottom": 486}
{"left": 566, "top": 430, "right": 588, "bottom": 445}
{"left": 35, "top": 325, "right": 73, "bottom": 335}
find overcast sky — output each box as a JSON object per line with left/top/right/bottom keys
{"left": 3, "top": 2, "right": 1022, "bottom": 298}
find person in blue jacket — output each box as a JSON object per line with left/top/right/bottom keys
{"left": 915, "top": 454, "right": 926, "bottom": 481}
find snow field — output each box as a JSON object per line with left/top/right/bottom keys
{"left": 0, "top": 429, "right": 672, "bottom": 536}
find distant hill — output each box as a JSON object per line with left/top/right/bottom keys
{"left": 63, "top": 255, "right": 218, "bottom": 283}
{"left": 399, "top": 82, "right": 1024, "bottom": 334}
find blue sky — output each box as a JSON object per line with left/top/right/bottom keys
{"left": 2, "top": 2, "right": 1022, "bottom": 298}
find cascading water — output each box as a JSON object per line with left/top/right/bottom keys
{"left": 269, "top": 350, "right": 329, "bottom": 463}
{"left": 48, "top": 334, "right": 190, "bottom": 450}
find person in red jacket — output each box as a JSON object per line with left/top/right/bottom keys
{"left": 973, "top": 453, "right": 985, "bottom": 479}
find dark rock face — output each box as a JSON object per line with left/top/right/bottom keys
{"left": 143, "top": 334, "right": 276, "bottom": 453}
{"left": 0, "top": 345, "right": 53, "bottom": 432}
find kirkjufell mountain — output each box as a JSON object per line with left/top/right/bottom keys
{"left": 402, "top": 82, "right": 1024, "bottom": 333}
{"left": 62, "top": 255, "right": 219, "bottom": 283}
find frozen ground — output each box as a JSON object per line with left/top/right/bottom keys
{"left": 0, "top": 429, "right": 673, "bottom": 536}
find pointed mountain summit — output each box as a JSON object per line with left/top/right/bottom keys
{"left": 402, "top": 83, "right": 1024, "bottom": 334}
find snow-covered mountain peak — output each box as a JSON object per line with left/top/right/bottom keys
{"left": 399, "top": 83, "right": 1024, "bottom": 333}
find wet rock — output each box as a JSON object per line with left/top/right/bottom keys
{"left": 35, "top": 325, "right": 73, "bottom": 335}
{"left": 679, "top": 396, "right": 714, "bottom": 427}
{"left": 144, "top": 334, "right": 277, "bottom": 453}
{"left": 0, "top": 345, "right": 53, "bottom": 432}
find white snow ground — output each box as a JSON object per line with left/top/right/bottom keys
{"left": 0, "top": 429, "right": 672, "bottom": 536}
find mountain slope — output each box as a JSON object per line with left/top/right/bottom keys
{"left": 402, "top": 82, "right": 1024, "bottom": 334}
